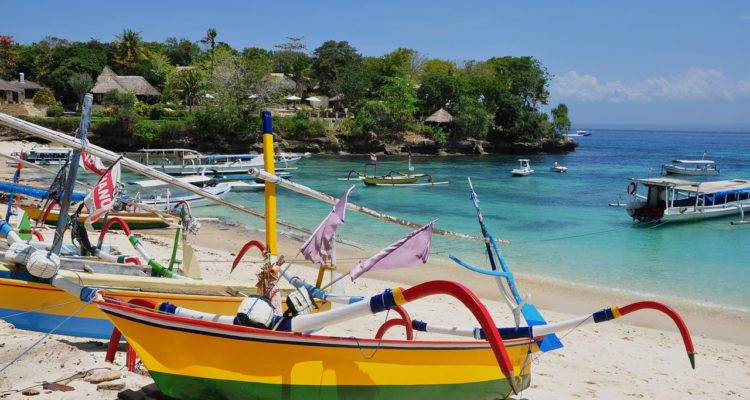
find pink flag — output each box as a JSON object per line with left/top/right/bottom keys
{"left": 300, "top": 185, "right": 355, "bottom": 261}
{"left": 83, "top": 162, "right": 121, "bottom": 230}
{"left": 80, "top": 151, "right": 107, "bottom": 176}
{"left": 350, "top": 222, "right": 434, "bottom": 281}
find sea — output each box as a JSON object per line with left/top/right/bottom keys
{"left": 161, "top": 129, "right": 750, "bottom": 314}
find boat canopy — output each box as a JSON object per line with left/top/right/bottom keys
{"left": 635, "top": 177, "right": 696, "bottom": 187}
{"left": 671, "top": 159, "right": 715, "bottom": 164}
{"left": 205, "top": 154, "right": 257, "bottom": 161}
{"left": 674, "top": 179, "right": 750, "bottom": 195}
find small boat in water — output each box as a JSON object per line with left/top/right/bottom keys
{"left": 511, "top": 159, "right": 534, "bottom": 176}
{"left": 341, "top": 155, "right": 447, "bottom": 186}
{"left": 662, "top": 159, "right": 720, "bottom": 176}
{"left": 550, "top": 162, "right": 568, "bottom": 173}
{"left": 134, "top": 149, "right": 298, "bottom": 176}
{"left": 625, "top": 177, "right": 750, "bottom": 223}
{"left": 6, "top": 147, "right": 71, "bottom": 166}
{"left": 563, "top": 130, "right": 591, "bottom": 138}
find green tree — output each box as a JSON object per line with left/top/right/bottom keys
{"left": 416, "top": 62, "right": 464, "bottom": 116}
{"left": 273, "top": 37, "right": 311, "bottom": 92}
{"left": 452, "top": 95, "right": 489, "bottom": 140}
{"left": 201, "top": 28, "right": 217, "bottom": 81}
{"left": 332, "top": 63, "right": 373, "bottom": 110}
{"left": 32, "top": 88, "right": 56, "bottom": 105}
{"left": 168, "top": 68, "right": 207, "bottom": 112}
{"left": 355, "top": 76, "right": 416, "bottom": 137}
{"left": 550, "top": 103, "right": 571, "bottom": 134}
{"left": 67, "top": 72, "right": 93, "bottom": 107}
{"left": 164, "top": 37, "right": 200, "bottom": 66}
{"left": 113, "top": 29, "right": 148, "bottom": 71}
{"left": 310, "top": 40, "right": 361, "bottom": 95}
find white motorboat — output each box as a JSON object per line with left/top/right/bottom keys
{"left": 662, "top": 159, "right": 719, "bottom": 176}
{"left": 625, "top": 177, "right": 750, "bottom": 223}
{"left": 511, "top": 159, "right": 534, "bottom": 176}
{"left": 550, "top": 162, "right": 568, "bottom": 173}
{"left": 6, "top": 147, "right": 71, "bottom": 166}
{"left": 133, "top": 149, "right": 297, "bottom": 176}
{"left": 127, "top": 183, "right": 232, "bottom": 211}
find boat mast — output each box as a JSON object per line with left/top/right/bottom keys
{"left": 51, "top": 94, "right": 92, "bottom": 254}
{"left": 262, "top": 111, "right": 277, "bottom": 261}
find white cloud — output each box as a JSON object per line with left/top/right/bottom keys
{"left": 551, "top": 69, "right": 750, "bottom": 103}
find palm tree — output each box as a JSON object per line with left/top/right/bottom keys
{"left": 201, "top": 28, "right": 217, "bottom": 82}
{"left": 114, "top": 29, "right": 147, "bottom": 70}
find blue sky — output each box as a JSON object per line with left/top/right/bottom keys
{"left": 4, "top": 0, "right": 750, "bottom": 129}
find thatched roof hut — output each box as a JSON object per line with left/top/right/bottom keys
{"left": 91, "top": 66, "right": 159, "bottom": 100}
{"left": 425, "top": 108, "right": 453, "bottom": 124}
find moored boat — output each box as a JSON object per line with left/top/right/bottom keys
{"left": 6, "top": 147, "right": 71, "bottom": 166}
{"left": 662, "top": 159, "right": 720, "bottom": 176}
{"left": 511, "top": 159, "right": 534, "bottom": 176}
{"left": 22, "top": 206, "right": 176, "bottom": 229}
{"left": 625, "top": 177, "right": 750, "bottom": 223}
{"left": 550, "top": 162, "right": 568, "bottom": 173}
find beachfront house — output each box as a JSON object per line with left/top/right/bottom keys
{"left": 0, "top": 78, "right": 20, "bottom": 103}
{"left": 90, "top": 66, "right": 160, "bottom": 103}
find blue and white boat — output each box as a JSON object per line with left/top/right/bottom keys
{"left": 625, "top": 177, "right": 750, "bottom": 223}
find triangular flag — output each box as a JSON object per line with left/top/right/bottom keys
{"left": 80, "top": 151, "right": 107, "bottom": 176}
{"left": 300, "top": 186, "right": 354, "bottom": 261}
{"left": 83, "top": 161, "right": 121, "bottom": 230}
{"left": 350, "top": 222, "right": 434, "bottom": 280}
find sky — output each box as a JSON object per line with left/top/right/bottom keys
{"left": 4, "top": 0, "right": 750, "bottom": 129}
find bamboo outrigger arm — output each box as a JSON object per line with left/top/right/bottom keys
{"left": 249, "top": 168, "right": 510, "bottom": 244}
{"left": 0, "top": 113, "right": 311, "bottom": 235}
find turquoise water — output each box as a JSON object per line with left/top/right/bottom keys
{"left": 185, "top": 129, "right": 750, "bottom": 313}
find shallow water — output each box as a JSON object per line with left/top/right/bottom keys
{"left": 166, "top": 129, "right": 750, "bottom": 313}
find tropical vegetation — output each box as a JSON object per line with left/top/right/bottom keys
{"left": 0, "top": 30, "right": 573, "bottom": 153}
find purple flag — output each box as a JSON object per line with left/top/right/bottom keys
{"left": 350, "top": 222, "right": 434, "bottom": 280}
{"left": 300, "top": 186, "right": 355, "bottom": 261}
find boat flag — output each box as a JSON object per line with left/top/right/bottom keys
{"left": 80, "top": 151, "right": 107, "bottom": 176}
{"left": 350, "top": 221, "right": 434, "bottom": 280}
{"left": 300, "top": 185, "right": 355, "bottom": 261}
{"left": 369, "top": 152, "right": 377, "bottom": 162}
{"left": 83, "top": 160, "right": 121, "bottom": 230}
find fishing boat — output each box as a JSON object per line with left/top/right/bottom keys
{"left": 625, "top": 177, "right": 750, "bottom": 223}
{"left": 550, "top": 162, "right": 568, "bottom": 173}
{"left": 511, "top": 159, "right": 534, "bottom": 176}
{"left": 22, "top": 206, "right": 176, "bottom": 230}
{"left": 342, "top": 155, "right": 447, "bottom": 186}
{"left": 662, "top": 159, "right": 720, "bottom": 176}
{"left": 6, "top": 147, "right": 71, "bottom": 166}
{"left": 134, "top": 148, "right": 296, "bottom": 176}
{"left": 127, "top": 182, "right": 232, "bottom": 210}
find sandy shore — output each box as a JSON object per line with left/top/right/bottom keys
{"left": 0, "top": 139, "right": 749, "bottom": 399}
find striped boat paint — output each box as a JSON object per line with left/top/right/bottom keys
{"left": 0, "top": 277, "right": 249, "bottom": 339}
{"left": 99, "top": 302, "right": 538, "bottom": 399}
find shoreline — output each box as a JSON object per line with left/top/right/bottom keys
{"left": 201, "top": 220, "right": 750, "bottom": 346}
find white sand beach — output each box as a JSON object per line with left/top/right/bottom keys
{"left": 0, "top": 139, "right": 749, "bottom": 399}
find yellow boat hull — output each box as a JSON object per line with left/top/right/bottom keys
{"left": 99, "top": 301, "right": 536, "bottom": 399}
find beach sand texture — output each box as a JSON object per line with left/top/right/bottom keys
{"left": 0, "top": 139, "right": 748, "bottom": 399}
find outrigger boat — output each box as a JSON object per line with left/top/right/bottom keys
{"left": 22, "top": 206, "right": 176, "bottom": 230}
{"left": 625, "top": 177, "right": 750, "bottom": 223}
{"left": 0, "top": 110, "right": 696, "bottom": 399}
{"left": 82, "top": 113, "right": 693, "bottom": 399}
{"left": 134, "top": 148, "right": 296, "bottom": 176}
{"left": 342, "top": 155, "right": 447, "bottom": 186}
{"left": 662, "top": 159, "right": 720, "bottom": 176}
